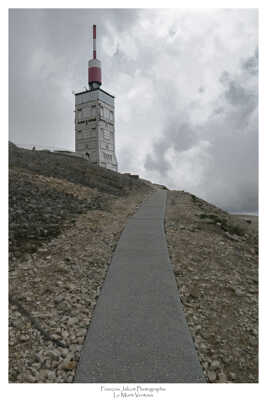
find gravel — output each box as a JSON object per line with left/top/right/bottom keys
{"left": 165, "top": 190, "right": 258, "bottom": 383}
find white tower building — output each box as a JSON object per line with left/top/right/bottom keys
{"left": 75, "top": 25, "right": 118, "bottom": 172}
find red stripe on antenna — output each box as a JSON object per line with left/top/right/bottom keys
{"left": 89, "top": 67, "right": 102, "bottom": 83}
{"left": 93, "top": 25, "right": 96, "bottom": 39}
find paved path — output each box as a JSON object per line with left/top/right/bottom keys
{"left": 75, "top": 190, "right": 205, "bottom": 383}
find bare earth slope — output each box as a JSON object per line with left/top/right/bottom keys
{"left": 165, "top": 191, "right": 258, "bottom": 383}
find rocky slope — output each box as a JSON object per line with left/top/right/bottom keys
{"left": 9, "top": 142, "right": 152, "bottom": 262}
{"left": 9, "top": 143, "right": 258, "bottom": 383}
{"left": 165, "top": 191, "right": 258, "bottom": 383}
{"left": 9, "top": 143, "right": 154, "bottom": 382}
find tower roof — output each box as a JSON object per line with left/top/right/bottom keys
{"left": 75, "top": 87, "right": 114, "bottom": 98}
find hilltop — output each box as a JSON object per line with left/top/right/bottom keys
{"left": 9, "top": 143, "right": 258, "bottom": 384}
{"left": 9, "top": 142, "right": 154, "bottom": 261}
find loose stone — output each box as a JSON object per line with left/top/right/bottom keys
{"left": 207, "top": 370, "right": 217, "bottom": 382}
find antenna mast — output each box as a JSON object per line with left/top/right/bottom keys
{"left": 88, "top": 24, "right": 102, "bottom": 90}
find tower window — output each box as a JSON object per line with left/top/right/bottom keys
{"left": 104, "top": 130, "right": 110, "bottom": 140}
{"left": 103, "top": 152, "right": 112, "bottom": 162}
{"left": 91, "top": 105, "right": 96, "bottom": 117}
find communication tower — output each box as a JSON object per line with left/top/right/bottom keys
{"left": 75, "top": 25, "right": 118, "bottom": 171}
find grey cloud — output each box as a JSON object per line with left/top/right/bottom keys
{"left": 219, "top": 71, "right": 230, "bottom": 86}
{"left": 201, "top": 109, "right": 258, "bottom": 212}
{"left": 144, "top": 118, "right": 199, "bottom": 176}
{"left": 224, "top": 81, "right": 249, "bottom": 106}
{"left": 110, "top": 45, "right": 138, "bottom": 77}
{"left": 196, "top": 62, "right": 258, "bottom": 212}
{"left": 172, "top": 122, "right": 198, "bottom": 153}
{"left": 220, "top": 48, "right": 258, "bottom": 110}
{"left": 145, "top": 152, "right": 171, "bottom": 177}
{"left": 220, "top": 76, "right": 257, "bottom": 112}
{"left": 169, "top": 28, "right": 177, "bottom": 37}
{"left": 213, "top": 106, "right": 224, "bottom": 115}
{"left": 242, "top": 47, "right": 258, "bottom": 76}
{"left": 144, "top": 50, "right": 258, "bottom": 212}
{"left": 105, "top": 8, "right": 141, "bottom": 31}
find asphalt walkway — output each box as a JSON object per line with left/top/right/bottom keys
{"left": 75, "top": 190, "right": 205, "bottom": 383}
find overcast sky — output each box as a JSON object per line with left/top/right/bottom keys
{"left": 9, "top": 8, "right": 258, "bottom": 213}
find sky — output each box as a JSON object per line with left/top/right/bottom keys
{"left": 9, "top": 8, "right": 258, "bottom": 213}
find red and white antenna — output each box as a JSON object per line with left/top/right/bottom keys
{"left": 88, "top": 24, "right": 102, "bottom": 90}
{"left": 93, "top": 24, "right": 96, "bottom": 59}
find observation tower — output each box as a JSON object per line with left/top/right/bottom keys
{"left": 74, "top": 25, "right": 118, "bottom": 171}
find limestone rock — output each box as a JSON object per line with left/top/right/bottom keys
{"left": 210, "top": 360, "right": 220, "bottom": 370}
{"left": 207, "top": 370, "right": 217, "bottom": 382}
